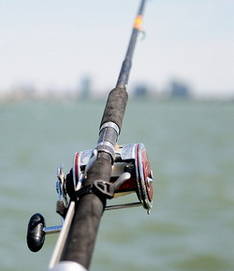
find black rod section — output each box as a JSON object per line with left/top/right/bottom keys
{"left": 61, "top": 152, "right": 112, "bottom": 269}
{"left": 60, "top": 1, "right": 148, "bottom": 270}
{"left": 116, "top": 0, "right": 146, "bottom": 88}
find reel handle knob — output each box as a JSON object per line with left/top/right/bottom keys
{"left": 26, "top": 213, "right": 45, "bottom": 252}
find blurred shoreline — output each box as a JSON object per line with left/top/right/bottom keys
{"left": 1, "top": 77, "right": 233, "bottom": 103}
{"left": 0, "top": 88, "right": 233, "bottom": 104}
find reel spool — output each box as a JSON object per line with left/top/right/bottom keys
{"left": 73, "top": 143, "right": 154, "bottom": 212}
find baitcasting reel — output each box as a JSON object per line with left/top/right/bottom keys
{"left": 72, "top": 143, "right": 153, "bottom": 210}
{"left": 27, "top": 143, "right": 154, "bottom": 252}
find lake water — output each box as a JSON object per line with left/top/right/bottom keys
{"left": 0, "top": 99, "right": 233, "bottom": 271}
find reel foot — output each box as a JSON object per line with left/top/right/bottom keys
{"left": 27, "top": 213, "right": 45, "bottom": 252}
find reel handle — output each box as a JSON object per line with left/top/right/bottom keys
{"left": 26, "top": 213, "right": 45, "bottom": 252}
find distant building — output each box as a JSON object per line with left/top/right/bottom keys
{"left": 9, "top": 83, "right": 37, "bottom": 101}
{"left": 132, "top": 83, "right": 150, "bottom": 99}
{"left": 79, "top": 75, "right": 92, "bottom": 100}
{"left": 168, "top": 80, "right": 191, "bottom": 99}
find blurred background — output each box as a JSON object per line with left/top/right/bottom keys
{"left": 0, "top": 0, "right": 234, "bottom": 271}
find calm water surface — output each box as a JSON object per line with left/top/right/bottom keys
{"left": 0, "top": 100, "right": 233, "bottom": 271}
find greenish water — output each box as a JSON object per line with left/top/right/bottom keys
{"left": 0, "top": 100, "right": 233, "bottom": 271}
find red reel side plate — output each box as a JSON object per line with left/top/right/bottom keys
{"left": 135, "top": 144, "right": 154, "bottom": 212}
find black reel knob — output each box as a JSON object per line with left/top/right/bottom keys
{"left": 26, "top": 213, "right": 45, "bottom": 252}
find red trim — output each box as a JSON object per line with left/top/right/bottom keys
{"left": 141, "top": 148, "right": 153, "bottom": 202}
{"left": 74, "top": 152, "right": 79, "bottom": 185}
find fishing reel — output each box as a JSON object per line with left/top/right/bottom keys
{"left": 27, "top": 143, "right": 154, "bottom": 252}
{"left": 71, "top": 143, "right": 153, "bottom": 209}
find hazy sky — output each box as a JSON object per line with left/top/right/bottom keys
{"left": 0, "top": 0, "right": 233, "bottom": 97}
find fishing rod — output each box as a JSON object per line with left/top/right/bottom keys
{"left": 26, "top": 0, "right": 154, "bottom": 270}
